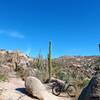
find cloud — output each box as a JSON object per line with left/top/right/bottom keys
{"left": 0, "top": 30, "right": 25, "bottom": 39}
{"left": 9, "top": 32, "right": 25, "bottom": 39}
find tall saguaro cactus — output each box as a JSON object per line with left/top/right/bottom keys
{"left": 48, "top": 41, "right": 52, "bottom": 81}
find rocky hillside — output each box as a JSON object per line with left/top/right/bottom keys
{"left": 53, "top": 56, "right": 100, "bottom": 78}
{"left": 0, "top": 49, "right": 35, "bottom": 79}
{"left": 0, "top": 49, "right": 100, "bottom": 90}
{"left": 53, "top": 56, "right": 100, "bottom": 91}
{"left": 0, "top": 50, "right": 68, "bottom": 100}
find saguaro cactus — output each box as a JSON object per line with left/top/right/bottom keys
{"left": 48, "top": 41, "right": 52, "bottom": 81}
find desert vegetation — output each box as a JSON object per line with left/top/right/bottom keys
{"left": 0, "top": 48, "right": 100, "bottom": 99}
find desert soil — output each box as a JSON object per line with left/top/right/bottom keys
{"left": 0, "top": 78, "right": 76, "bottom": 100}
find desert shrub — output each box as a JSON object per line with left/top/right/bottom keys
{"left": 76, "top": 78, "right": 90, "bottom": 90}
{"left": 35, "top": 54, "right": 48, "bottom": 82}
{"left": 16, "top": 66, "right": 36, "bottom": 80}
{"left": 83, "top": 78, "right": 90, "bottom": 86}
{"left": 58, "top": 71, "right": 66, "bottom": 80}
{"left": 0, "top": 74, "right": 7, "bottom": 81}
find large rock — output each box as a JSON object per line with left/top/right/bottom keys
{"left": 78, "top": 71, "right": 100, "bottom": 100}
{"left": 0, "top": 78, "right": 37, "bottom": 100}
{"left": 25, "top": 76, "right": 49, "bottom": 100}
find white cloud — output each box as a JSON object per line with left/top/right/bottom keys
{"left": 0, "top": 30, "right": 25, "bottom": 39}
{"left": 9, "top": 32, "right": 25, "bottom": 39}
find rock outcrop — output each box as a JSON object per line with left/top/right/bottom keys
{"left": 25, "top": 76, "right": 49, "bottom": 100}
{"left": 0, "top": 78, "right": 37, "bottom": 100}
{"left": 0, "top": 77, "right": 69, "bottom": 100}
{"left": 78, "top": 71, "right": 100, "bottom": 100}
{"left": 0, "top": 50, "right": 36, "bottom": 79}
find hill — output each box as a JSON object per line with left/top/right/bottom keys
{"left": 0, "top": 49, "right": 100, "bottom": 97}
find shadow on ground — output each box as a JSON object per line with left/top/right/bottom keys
{"left": 16, "top": 88, "right": 33, "bottom": 98}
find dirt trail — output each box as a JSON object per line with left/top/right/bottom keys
{"left": 0, "top": 78, "right": 75, "bottom": 100}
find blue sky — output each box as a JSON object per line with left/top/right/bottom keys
{"left": 0, "top": 0, "right": 100, "bottom": 58}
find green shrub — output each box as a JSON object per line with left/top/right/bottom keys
{"left": 77, "top": 78, "right": 90, "bottom": 89}
{"left": 0, "top": 74, "right": 7, "bottom": 81}
{"left": 82, "top": 78, "right": 90, "bottom": 87}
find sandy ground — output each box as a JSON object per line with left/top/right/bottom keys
{"left": 0, "top": 78, "right": 76, "bottom": 100}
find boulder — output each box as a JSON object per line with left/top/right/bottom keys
{"left": 78, "top": 71, "right": 100, "bottom": 100}
{"left": 0, "top": 78, "right": 37, "bottom": 100}
{"left": 25, "top": 76, "right": 49, "bottom": 100}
